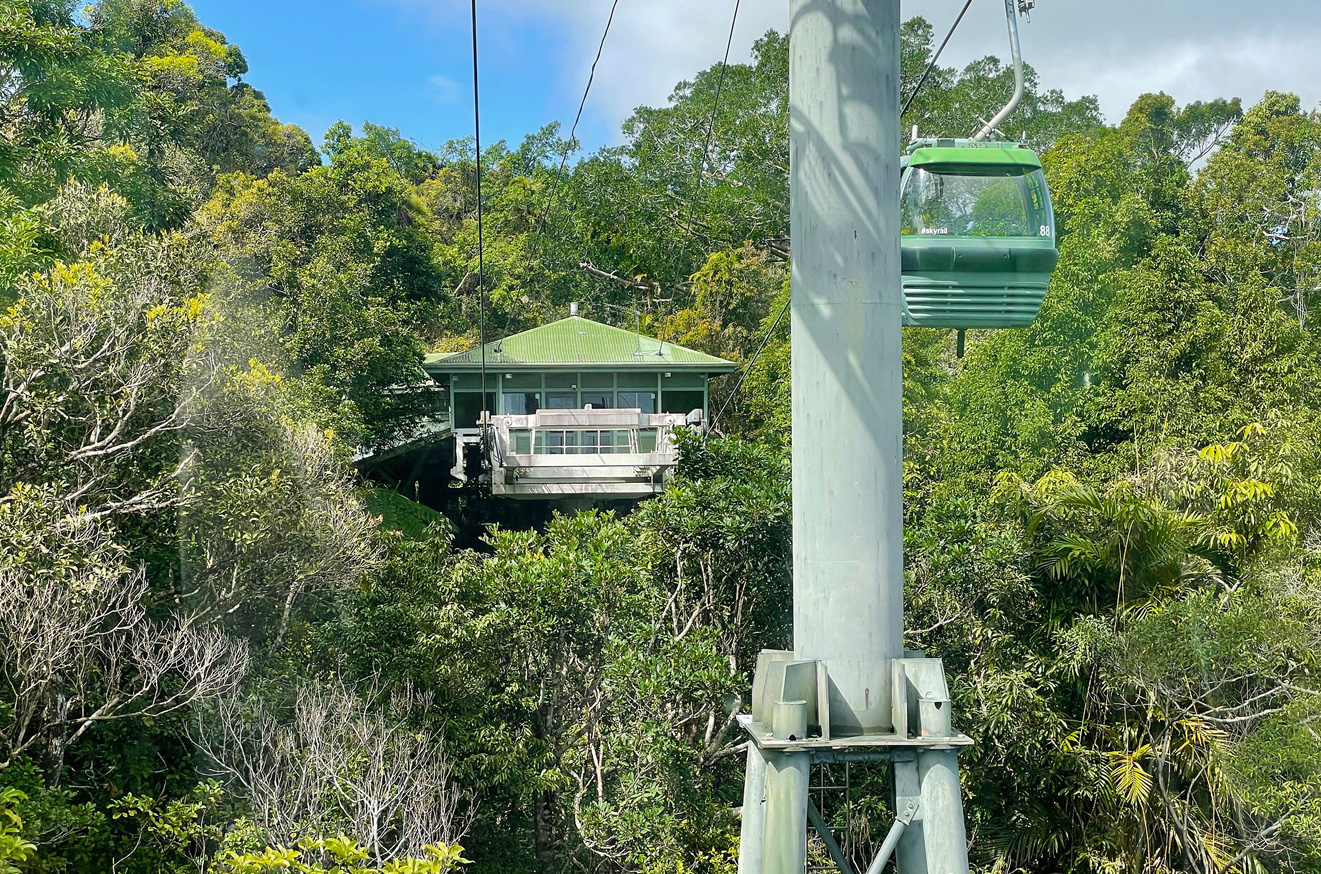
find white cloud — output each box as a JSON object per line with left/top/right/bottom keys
{"left": 429, "top": 74, "right": 462, "bottom": 104}
{"left": 376, "top": 0, "right": 1321, "bottom": 140}
{"left": 1046, "top": 33, "right": 1321, "bottom": 121}
{"left": 901, "top": 0, "right": 1321, "bottom": 121}
{"left": 530, "top": 0, "right": 785, "bottom": 133}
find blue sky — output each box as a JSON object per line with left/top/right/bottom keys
{"left": 188, "top": 0, "right": 598, "bottom": 154}
{"left": 189, "top": 0, "right": 1321, "bottom": 159}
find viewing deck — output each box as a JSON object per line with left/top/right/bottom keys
{"left": 454, "top": 408, "right": 694, "bottom": 499}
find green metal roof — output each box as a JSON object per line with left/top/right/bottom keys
{"left": 904, "top": 142, "right": 1042, "bottom": 171}
{"left": 424, "top": 316, "right": 737, "bottom": 373}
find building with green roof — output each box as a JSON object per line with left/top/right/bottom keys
{"left": 425, "top": 313, "right": 736, "bottom": 431}
{"left": 426, "top": 313, "right": 735, "bottom": 370}
{"left": 424, "top": 312, "right": 736, "bottom": 500}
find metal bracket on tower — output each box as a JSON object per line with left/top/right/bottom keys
{"left": 741, "top": 654, "right": 971, "bottom": 755}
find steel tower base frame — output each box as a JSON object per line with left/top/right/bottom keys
{"left": 737, "top": 654, "right": 970, "bottom": 874}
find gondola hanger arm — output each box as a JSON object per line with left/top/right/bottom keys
{"left": 972, "top": 0, "right": 1026, "bottom": 141}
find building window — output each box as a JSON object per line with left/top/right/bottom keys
{"left": 545, "top": 372, "right": 577, "bottom": 389}
{"left": 617, "top": 372, "right": 658, "bottom": 389}
{"left": 502, "top": 392, "right": 541, "bottom": 415}
{"left": 662, "top": 372, "right": 706, "bottom": 388}
{"left": 453, "top": 392, "right": 495, "bottom": 428}
{"left": 503, "top": 373, "right": 541, "bottom": 390}
{"left": 661, "top": 390, "right": 704, "bottom": 415}
{"left": 545, "top": 392, "right": 578, "bottom": 409}
{"left": 537, "top": 430, "right": 570, "bottom": 454}
{"left": 588, "top": 430, "right": 631, "bottom": 453}
{"left": 447, "top": 369, "right": 717, "bottom": 421}
{"left": 531, "top": 429, "right": 632, "bottom": 455}
{"left": 617, "top": 391, "right": 657, "bottom": 414}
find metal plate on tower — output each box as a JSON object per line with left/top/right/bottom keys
{"left": 737, "top": 714, "right": 973, "bottom": 754}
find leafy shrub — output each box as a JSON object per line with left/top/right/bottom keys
{"left": 219, "top": 836, "right": 468, "bottom": 874}
{"left": 0, "top": 788, "right": 37, "bottom": 874}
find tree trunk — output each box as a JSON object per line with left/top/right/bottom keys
{"left": 534, "top": 789, "right": 557, "bottom": 864}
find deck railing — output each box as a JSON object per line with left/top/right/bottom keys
{"left": 454, "top": 408, "right": 696, "bottom": 498}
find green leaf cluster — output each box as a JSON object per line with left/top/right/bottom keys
{"left": 220, "top": 836, "right": 468, "bottom": 874}
{"left": 0, "top": 789, "right": 36, "bottom": 874}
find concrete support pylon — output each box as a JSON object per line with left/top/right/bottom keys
{"left": 789, "top": 0, "right": 905, "bottom": 742}
{"left": 761, "top": 752, "right": 809, "bottom": 874}
{"left": 738, "top": 0, "right": 971, "bottom": 872}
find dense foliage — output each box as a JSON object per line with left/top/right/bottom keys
{"left": 4, "top": 2, "right": 1321, "bottom": 873}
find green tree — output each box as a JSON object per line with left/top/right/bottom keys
{"left": 0, "top": 0, "right": 134, "bottom": 205}
{"left": 88, "top": 0, "right": 317, "bottom": 226}
{"left": 0, "top": 789, "right": 36, "bottom": 874}
{"left": 200, "top": 129, "right": 446, "bottom": 446}
{"left": 220, "top": 836, "right": 468, "bottom": 874}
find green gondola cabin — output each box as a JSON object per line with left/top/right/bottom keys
{"left": 900, "top": 138, "right": 1059, "bottom": 328}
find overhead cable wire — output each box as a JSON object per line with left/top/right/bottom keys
{"left": 470, "top": 0, "right": 489, "bottom": 449}
{"left": 684, "top": 0, "right": 742, "bottom": 239}
{"left": 707, "top": 292, "right": 790, "bottom": 437}
{"left": 691, "top": 0, "right": 767, "bottom": 440}
{"left": 529, "top": 0, "right": 623, "bottom": 264}
{"left": 901, "top": 0, "right": 974, "bottom": 119}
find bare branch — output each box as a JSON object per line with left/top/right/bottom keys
{"left": 195, "top": 679, "right": 472, "bottom": 866}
